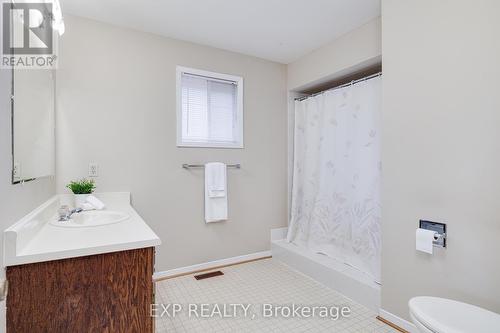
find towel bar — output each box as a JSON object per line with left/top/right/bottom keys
{"left": 182, "top": 163, "right": 241, "bottom": 169}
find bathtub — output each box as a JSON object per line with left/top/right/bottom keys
{"left": 271, "top": 228, "right": 380, "bottom": 312}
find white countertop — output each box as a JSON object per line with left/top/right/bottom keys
{"left": 4, "top": 192, "right": 161, "bottom": 266}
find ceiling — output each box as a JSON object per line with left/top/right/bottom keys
{"left": 60, "top": 0, "right": 380, "bottom": 64}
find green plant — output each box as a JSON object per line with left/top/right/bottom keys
{"left": 66, "top": 178, "right": 96, "bottom": 194}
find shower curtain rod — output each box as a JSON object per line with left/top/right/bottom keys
{"left": 294, "top": 72, "right": 382, "bottom": 102}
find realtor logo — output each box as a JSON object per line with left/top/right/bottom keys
{"left": 1, "top": 1, "right": 60, "bottom": 68}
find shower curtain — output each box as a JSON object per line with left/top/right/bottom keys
{"left": 287, "top": 76, "right": 381, "bottom": 282}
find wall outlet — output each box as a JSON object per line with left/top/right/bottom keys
{"left": 88, "top": 163, "right": 99, "bottom": 177}
{"left": 13, "top": 162, "right": 21, "bottom": 181}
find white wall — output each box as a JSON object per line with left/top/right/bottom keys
{"left": 287, "top": 17, "right": 381, "bottom": 92}
{"left": 0, "top": 70, "right": 55, "bottom": 332}
{"left": 56, "top": 15, "right": 288, "bottom": 272}
{"left": 381, "top": 0, "right": 500, "bottom": 320}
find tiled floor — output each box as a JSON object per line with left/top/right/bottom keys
{"left": 155, "top": 259, "right": 397, "bottom": 333}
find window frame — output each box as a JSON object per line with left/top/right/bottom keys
{"left": 176, "top": 66, "right": 244, "bottom": 149}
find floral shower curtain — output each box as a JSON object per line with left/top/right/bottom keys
{"left": 287, "top": 76, "right": 381, "bottom": 282}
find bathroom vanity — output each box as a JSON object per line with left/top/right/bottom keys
{"left": 3, "top": 192, "right": 161, "bottom": 333}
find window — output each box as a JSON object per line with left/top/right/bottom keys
{"left": 176, "top": 66, "right": 243, "bottom": 148}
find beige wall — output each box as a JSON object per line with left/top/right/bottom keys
{"left": 0, "top": 70, "right": 55, "bottom": 330}
{"left": 287, "top": 17, "right": 381, "bottom": 92}
{"left": 381, "top": 0, "right": 500, "bottom": 320}
{"left": 56, "top": 15, "right": 288, "bottom": 272}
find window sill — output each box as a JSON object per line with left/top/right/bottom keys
{"left": 177, "top": 142, "right": 244, "bottom": 149}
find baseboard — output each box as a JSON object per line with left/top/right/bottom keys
{"left": 379, "top": 309, "right": 417, "bottom": 333}
{"left": 153, "top": 251, "right": 272, "bottom": 281}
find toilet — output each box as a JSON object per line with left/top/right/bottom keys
{"left": 409, "top": 296, "right": 500, "bottom": 333}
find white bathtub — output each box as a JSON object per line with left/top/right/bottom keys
{"left": 271, "top": 228, "right": 380, "bottom": 312}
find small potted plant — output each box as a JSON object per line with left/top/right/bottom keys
{"left": 66, "top": 178, "right": 96, "bottom": 208}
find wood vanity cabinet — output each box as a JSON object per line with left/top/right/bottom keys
{"left": 6, "top": 247, "right": 155, "bottom": 333}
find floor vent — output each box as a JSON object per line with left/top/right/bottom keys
{"left": 194, "top": 271, "right": 224, "bottom": 280}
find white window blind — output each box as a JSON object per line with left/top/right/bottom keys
{"left": 177, "top": 67, "right": 243, "bottom": 148}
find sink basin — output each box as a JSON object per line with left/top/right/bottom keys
{"left": 50, "top": 211, "right": 130, "bottom": 228}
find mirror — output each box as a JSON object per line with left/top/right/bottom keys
{"left": 12, "top": 68, "right": 55, "bottom": 183}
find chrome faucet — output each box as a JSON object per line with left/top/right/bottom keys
{"left": 58, "top": 206, "right": 83, "bottom": 221}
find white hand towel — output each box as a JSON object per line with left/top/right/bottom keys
{"left": 206, "top": 162, "right": 226, "bottom": 198}
{"left": 86, "top": 195, "right": 106, "bottom": 210}
{"left": 80, "top": 202, "right": 95, "bottom": 211}
{"left": 205, "top": 162, "right": 227, "bottom": 223}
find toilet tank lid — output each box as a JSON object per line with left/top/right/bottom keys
{"left": 409, "top": 296, "right": 500, "bottom": 333}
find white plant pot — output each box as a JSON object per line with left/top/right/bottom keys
{"left": 74, "top": 194, "right": 89, "bottom": 208}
